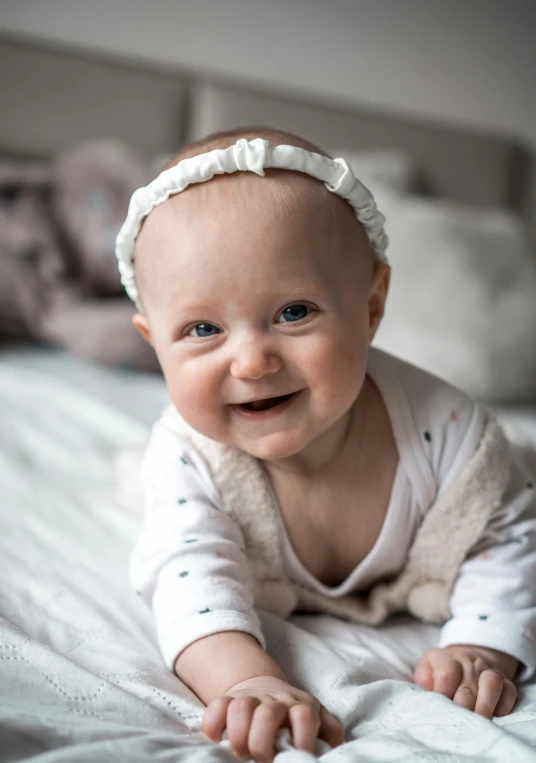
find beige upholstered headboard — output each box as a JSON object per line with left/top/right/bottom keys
{"left": 1, "top": 36, "right": 534, "bottom": 238}
{"left": 187, "top": 80, "right": 532, "bottom": 216}
{"left": 0, "top": 39, "right": 188, "bottom": 159}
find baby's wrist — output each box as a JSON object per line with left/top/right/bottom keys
{"left": 226, "top": 674, "right": 290, "bottom": 695}
{"left": 175, "top": 631, "right": 286, "bottom": 702}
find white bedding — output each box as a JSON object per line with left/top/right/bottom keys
{"left": 1, "top": 347, "right": 536, "bottom": 763}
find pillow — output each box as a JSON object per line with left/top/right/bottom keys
{"left": 329, "top": 148, "right": 418, "bottom": 199}
{"left": 373, "top": 196, "right": 536, "bottom": 403}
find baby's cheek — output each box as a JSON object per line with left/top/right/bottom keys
{"left": 308, "top": 334, "right": 367, "bottom": 401}
{"left": 167, "top": 367, "right": 221, "bottom": 433}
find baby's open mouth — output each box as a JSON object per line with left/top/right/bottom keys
{"left": 239, "top": 392, "right": 295, "bottom": 412}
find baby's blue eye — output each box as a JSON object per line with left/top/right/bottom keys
{"left": 188, "top": 323, "right": 221, "bottom": 338}
{"left": 277, "top": 305, "right": 310, "bottom": 323}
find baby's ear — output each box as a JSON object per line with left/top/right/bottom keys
{"left": 368, "top": 262, "right": 391, "bottom": 341}
{"left": 132, "top": 313, "right": 153, "bottom": 345}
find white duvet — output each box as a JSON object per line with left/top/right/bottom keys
{"left": 1, "top": 347, "right": 535, "bottom": 763}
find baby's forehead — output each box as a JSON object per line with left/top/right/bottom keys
{"left": 142, "top": 170, "right": 363, "bottom": 257}
{"left": 156, "top": 169, "right": 332, "bottom": 220}
{"left": 134, "top": 169, "right": 371, "bottom": 308}
{"left": 137, "top": 173, "right": 330, "bottom": 266}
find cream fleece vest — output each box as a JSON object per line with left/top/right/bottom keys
{"left": 163, "top": 405, "right": 511, "bottom": 625}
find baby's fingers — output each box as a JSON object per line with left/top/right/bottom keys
{"left": 203, "top": 696, "right": 233, "bottom": 742}
{"left": 477, "top": 674, "right": 517, "bottom": 719}
{"left": 226, "top": 696, "right": 261, "bottom": 758}
{"left": 318, "top": 705, "right": 345, "bottom": 748}
{"left": 432, "top": 655, "right": 463, "bottom": 699}
{"left": 248, "top": 701, "right": 288, "bottom": 762}
{"left": 452, "top": 660, "right": 479, "bottom": 712}
{"left": 414, "top": 656, "right": 434, "bottom": 691}
{"left": 288, "top": 703, "right": 320, "bottom": 753}
{"left": 494, "top": 679, "right": 517, "bottom": 717}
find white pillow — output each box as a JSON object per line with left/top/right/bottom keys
{"left": 373, "top": 196, "right": 536, "bottom": 402}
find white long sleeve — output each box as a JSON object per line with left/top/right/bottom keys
{"left": 439, "top": 459, "right": 536, "bottom": 679}
{"left": 130, "top": 416, "right": 265, "bottom": 671}
{"left": 369, "top": 350, "right": 536, "bottom": 679}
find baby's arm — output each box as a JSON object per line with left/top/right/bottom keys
{"left": 415, "top": 462, "right": 536, "bottom": 717}
{"left": 176, "top": 631, "right": 343, "bottom": 760}
{"left": 131, "top": 419, "right": 343, "bottom": 759}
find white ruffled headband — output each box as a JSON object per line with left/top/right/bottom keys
{"left": 115, "top": 138, "right": 389, "bottom": 309}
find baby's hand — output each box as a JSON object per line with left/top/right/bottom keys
{"left": 202, "top": 675, "right": 344, "bottom": 762}
{"left": 414, "top": 645, "right": 518, "bottom": 718}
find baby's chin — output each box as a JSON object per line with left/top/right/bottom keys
{"left": 172, "top": 412, "right": 302, "bottom": 461}
{"left": 229, "top": 428, "right": 315, "bottom": 464}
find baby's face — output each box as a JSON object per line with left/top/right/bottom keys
{"left": 134, "top": 171, "right": 389, "bottom": 463}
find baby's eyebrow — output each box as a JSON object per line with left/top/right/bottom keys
{"left": 172, "top": 284, "right": 328, "bottom": 315}
{"left": 276, "top": 283, "right": 329, "bottom": 298}
{"left": 171, "top": 300, "right": 215, "bottom": 315}
{"left": 275, "top": 278, "right": 336, "bottom": 299}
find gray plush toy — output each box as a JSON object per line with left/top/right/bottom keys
{"left": 0, "top": 140, "right": 161, "bottom": 372}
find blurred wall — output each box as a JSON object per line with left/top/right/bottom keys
{"left": 1, "top": 0, "right": 535, "bottom": 150}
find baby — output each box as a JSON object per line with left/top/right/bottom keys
{"left": 116, "top": 127, "right": 536, "bottom": 762}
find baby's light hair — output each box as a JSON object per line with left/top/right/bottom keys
{"left": 160, "top": 126, "right": 331, "bottom": 171}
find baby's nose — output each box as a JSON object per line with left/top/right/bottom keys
{"left": 230, "top": 340, "right": 282, "bottom": 380}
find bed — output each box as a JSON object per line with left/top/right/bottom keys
{"left": 1, "top": 37, "right": 536, "bottom": 763}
